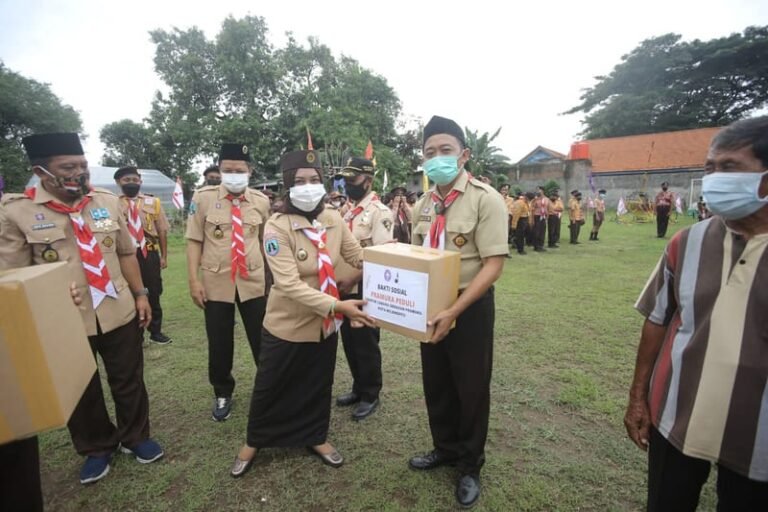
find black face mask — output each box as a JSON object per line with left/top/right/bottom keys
{"left": 346, "top": 181, "right": 368, "bottom": 201}
{"left": 662, "top": 186, "right": 668, "bottom": 191}
{"left": 121, "top": 183, "right": 141, "bottom": 198}
{"left": 207, "top": 179, "right": 221, "bottom": 186}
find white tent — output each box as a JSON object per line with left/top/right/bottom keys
{"left": 27, "top": 166, "right": 177, "bottom": 211}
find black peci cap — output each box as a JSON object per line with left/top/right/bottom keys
{"left": 113, "top": 166, "right": 140, "bottom": 180}
{"left": 22, "top": 133, "right": 84, "bottom": 160}
{"left": 218, "top": 143, "right": 251, "bottom": 162}
{"left": 422, "top": 115, "right": 465, "bottom": 147}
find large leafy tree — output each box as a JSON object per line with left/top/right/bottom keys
{"left": 566, "top": 26, "right": 768, "bottom": 138}
{"left": 0, "top": 62, "right": 82, "bottom": 193}
{"left": 102, "top": 16, "right": 404, "bottom": 187}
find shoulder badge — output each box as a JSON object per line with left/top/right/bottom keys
{"left": 265, "top": 236, "right": 279, "bottom": 256}
{"left": 382, "top": 218, "right": 392, "bottom": 230}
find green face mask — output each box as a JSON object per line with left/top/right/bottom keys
{"left": 424, "top": 155, "right": 460, "bottom": 185}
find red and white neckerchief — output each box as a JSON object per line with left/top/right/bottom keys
{"left": 227, "top": 194, "right": 248, "bottom": 282}
{"left": 302, "top": 222, "right": 343, "bottom": 338}
{"left": 25, "top": 188, "right": 117, "bottom": 309}
{"left": 344, "top": 193, "right": 379, "bottom": 231}
{"left": 126, "top": 198, "right": 147, "bottom": 258}
{"left": 423, "top": 189, "right": 461, "bottom": 250}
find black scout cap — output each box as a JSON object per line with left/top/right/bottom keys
{"left": 218, "top": 143, "right": 251, "bottom": 162}
{"left": 203, "top": 165, "right": 219, "bottom": 177}
{"left": 279, "top": 150, "right": 322, "bottom": 172}
{"left": 22, "top": 133, "right": 84, "bottom": 160}
{"left": 113, "top": 166, "right": 139, "bottom": 180}
{"left": 422, "top": 115, "right": 465, "bottom": 147}
{"left": 339, "top": 157, "right": 374, "bottom": 177}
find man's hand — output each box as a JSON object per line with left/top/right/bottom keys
{"left": 136, "top": 296, "right": 152, "bottom": 328}
{"left": 336, "top": 299, "right": 376, "bottom": 328}
{"left": 189, "top": 280, "right": 207, "bottom": 309}
{"left": 69, "top": 282, "right": 83, "bottom": 306}
{"left": 160, "top": 256, "right": 168, "bottom": 269}
{"left": 426, "top": 308, "right": 458, "bottom": 343}
{"left": 624, "top": 396, "right": 652, "bottom": 451}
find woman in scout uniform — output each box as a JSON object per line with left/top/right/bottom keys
{"left": 230, "top": 149, "right": 375, "bottom": 477}
{"left": 0, "top": 133, "right": 163, "bottom": 485}
{"left": 185, "top": 143, "right": 271, "bottom": 422}
{"left": 409, "top": 116, "right": 508, "bottom": 509}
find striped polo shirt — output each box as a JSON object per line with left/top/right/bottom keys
{"left": 636, "top": 216, "right": 768, "bottom": 482}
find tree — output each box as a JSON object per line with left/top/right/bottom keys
{"left": 566, "top": 26, "right": 768, "bottom": 138}
{"left": 464, "top": 126, "right": 512, "bottom": 187}
{"left": 0, "top": 62, "right": 82, "bottom": 193}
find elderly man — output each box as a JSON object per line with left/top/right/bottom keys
{"left": 625, "top": 116, "right": 768, "bottom": 511}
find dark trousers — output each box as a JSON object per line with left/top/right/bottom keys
{"left": 547, "top": 215, "right": 561, "bottom": 246}
{"left": 340, "top": 291, "right": 382, "bottom": 402}
{"left": 648, "top": 427, "right": 768, "bottom": 512}
{"left": 569, "top": 220, "right": 582, "bottom": 243}
{"left": 514, "top": 218, "right": 528, "bottom": 253}
{"left": 591, "top": 213, "right": 604, "bottom": 234}
{"left": 204, "top": 295, "right": 266, "bottom": 398}
{"left": 656, "top": 206, "right": 671, "bottom": 237}
{"left": 67, "top": 317, "right": 150, "bottom": 455}
{"left": 0, "top": 437, "right": 43, "bottom": 512}
{"left": 137, "top": 248, "right": 163, "bottom": 336}
{"left": 420, "top": 288, "right": 494, "bottom": 477}
{"left": 533, "top": 215, "right": 547, "bottom": 249}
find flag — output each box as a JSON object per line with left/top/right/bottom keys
{"left": 588, "top": 171, "right": 596, "bottom": 194}
{"left": 675, "top": 194, "right": 683, "bottom": 214}
{"left": 172, "top": 176, "right": 184, "bottom": 210}
{"left": 364, "top": 140, "right": 373, "bottom": 160}
{"left": 588, "top": 197, "right": 595, "bottom": 209}
{"left": 306, "top": 127, "right": 314, "bottom": 150}
{"left": 382, "top": 169, "right": 389, "bottom": 191}
{"left": 617, "top": 197, "right": 627, "bottom": 216}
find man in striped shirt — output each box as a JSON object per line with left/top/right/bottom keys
{"left": 625, "top": 116, "right": 768, "bottom": 511}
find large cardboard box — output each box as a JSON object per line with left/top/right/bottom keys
{"left": 362, "top": 243, "right": 460, "bottom": 342}
{"left": 0, "top": 263, "right": 95, "bottom": 444}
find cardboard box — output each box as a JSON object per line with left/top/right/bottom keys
{"left": 362, "top": 243, "right": 460, "bottom": 342}
{"left": 0, "top": 263, "right": 95, "bottom": 444}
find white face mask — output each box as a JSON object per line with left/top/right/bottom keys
{"left": 221, "top": 172, "right": 249, "bottom": 194}
{"left": 290, "top": 183, "right": 326, "bottom": 212}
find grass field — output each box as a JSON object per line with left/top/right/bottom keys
{"left": 38, "top": 215, "right": 718, "bottom": 511}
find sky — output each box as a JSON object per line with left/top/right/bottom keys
{"left": 1, "top": 0, "right": 767, "bottom": 170}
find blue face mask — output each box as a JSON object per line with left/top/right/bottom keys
{"left": 424, "top": 155, "right": 460, "bottom": 185}
{"left": 702, "top": 171, "right": 768, "bottom": 220}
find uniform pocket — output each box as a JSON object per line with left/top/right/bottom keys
{"left": 91, "top": 225, "right": 121, "bottom": 253}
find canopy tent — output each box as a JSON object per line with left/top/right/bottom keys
{"left": 27, "top": 166, "right": 177, "bottom": 211}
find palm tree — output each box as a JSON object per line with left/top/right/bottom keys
{"left": 464, "top": 126, "right": 512, "bottom": 186}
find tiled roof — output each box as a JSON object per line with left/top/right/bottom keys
{"left": 518, "top": 145, "right": 567, "bottom": 165}
{"left": 577, "top": 128, "right": 721, "bottom": 173}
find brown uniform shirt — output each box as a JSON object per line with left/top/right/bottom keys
{"left": 337, "top": 191, "right": 394, "bottom": 294}
{"left": 656, "top": 190, "right": 674, "bottom": 207}
{"left": 511, "top": 197, "right": 530, "bottom": 229}
{"left": 262, "top": 209, "right": 363, "bottom": 342}
{"left": 548, "top": 198, "right": 564, "bottom": 217}
{"left": 118, "top": 193, "right": 169, "bottom": 246}
{"left": 412, "top": 171, "right": 508, "bottom": 290}
{"left": 185, "top": 185, "right": 271, "bottom": 303}
{"left": 569, "top": 198, "right": 584, "bottom": 222}
{"left": 0, "top": 186, "right": 137, "bottom": 336}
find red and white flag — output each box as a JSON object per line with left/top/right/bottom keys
{"left": 617, "top": 197, "right": 628, "bottom": 216}
{"left": 675, "top": 194, "right": 683, "bottom": 214}
{"left": 172, "top": 176, "right": 184, "bottom": 210}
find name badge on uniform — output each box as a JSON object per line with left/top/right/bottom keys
{"left": 144, "top": 197, "right": 154, "bottom": 206}
{"left": 32, "top": 222, "right": 56, "bottom": 231}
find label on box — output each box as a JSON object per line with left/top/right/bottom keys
{"left": 363, "top": 261, "right": 429, "bottom": 332}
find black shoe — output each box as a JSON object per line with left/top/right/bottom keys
{"left": 352, "top": 399, "right": 379, "bottom": 421}
{"left": 518, "top": 251, "right": 527, "bottom": 255}
{"left": 456, "top": 474, "right": 481, "bottom": 508}
{"left": 408, "top": 450, "right": 457, "bottom": 470}
{"left": 212, "top": 397, "right": 232, "bottom": 422}
{"left": 149, "top": 332, "right": 172, "bottom": 345}
{"left": 336, "top": 392, "right": 360, "bottom": 407}
{"left": 534, "top": 247, "right": 546, "bottom": 252}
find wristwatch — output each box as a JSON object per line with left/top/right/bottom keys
{"left": 132, "top": 287, "right": 149, "bottom": 298}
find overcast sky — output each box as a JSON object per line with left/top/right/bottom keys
{"left": 1, "top": 0, "right": 766, "bottom": 169}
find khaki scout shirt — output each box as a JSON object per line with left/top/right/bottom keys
{"left": 569, "top": 198, "right": 584, "bottom": 222}
{"left": 0, "top": 186, "right": 137, "bottom": 336}
{"left": 185, "top": 185, "right": 271, "bottom": 303}
{"left": 511, "top": 198, "right": 530, "bottom": 229}
{"left": 548, "top": 198, "right": 564, "bottom": 217}
{"left": 118, "top": 193, "right": 169, "bottom": 245}
{"left": 262, "top": 209, "right": 363, "bottom": 342}
{"left": 411, "top": 171, "right": 508, "bottom": 290}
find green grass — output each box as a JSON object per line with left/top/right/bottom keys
{"left": 38, "top": 217, "right": 717, "bottom": 511}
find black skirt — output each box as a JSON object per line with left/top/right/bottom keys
{"left": 246, "top": 329, "right": 338, "bottom": 448}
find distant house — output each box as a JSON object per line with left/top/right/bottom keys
{"left": 511, "top": 127, "right": 722, "bottom": 206}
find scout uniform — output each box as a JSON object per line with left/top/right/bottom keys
{"left": 547, "top": 193, "right": 564, "bottom": 247}
{"left": 531, "top": 192, "right": 550, "bottom": 251}
{"left": 390, "top": 185, "right": 411, "bottom": 244}
{"left": 185, "top": 144, "right": 271, "bottom": 416}
{"left": 590, "top": 190, "right": 606, "bottom": 241}
{"left": 568, "top": 191, "right": 584, "bottom": 244}
{"left": 0, "top": 133, "right": 160, "bottom": 484}
{"left": 511, "top": 194, "right": 530, "bottom": 254}
{"left": 503, "top": 193, "right": 515, "bottom": 243}
{"left": 242, "top": 150, "right": 364, "bottom": 461}
{"left": 410, "top": 116, "right": 508, "bottom": 488}
{"left": 334, "top": 157, "right": 394, "bottom": 419}
{"left": 116, "top": 167, "right": 171, "bottom": 343}
{"left": 655, "top": 183, "right": 674, "bottom": 238}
